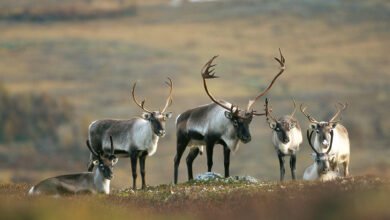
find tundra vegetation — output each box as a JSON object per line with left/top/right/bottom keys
{"left": 0, "top": 176, "right": 389, "bottom": 219}
{"left": 0, "top": 0, "right": 388, "bottom": 218}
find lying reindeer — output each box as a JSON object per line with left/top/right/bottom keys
{"left": 28, "top": 136, "right": 118, "bottom": 196}
{"left": 303, "top": 130, "right": 340, "bottom": 181}
{"left": 300, "top": 102, "right": 350, "bottom": 176}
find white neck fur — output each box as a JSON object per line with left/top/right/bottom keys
{"left": 94, "top": 168, "right": 111, "bottom": 194}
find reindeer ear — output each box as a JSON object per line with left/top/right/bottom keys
{"left": 141, "top": 112, "right": 151, "bottom": 120}
{"left": 164, "top": 112, "right": 173, "bottom": 119}
{"left": 93, "top": 160, "right": 99, "bottom": 165}
{"left": 310, "top": 123, "right": 317, "bottom": 130}
{"left": 269, "top": 121, "right": 277, "bottom": 129}
{"left": 224, "top": 111, "right": 233, "bottom": 119}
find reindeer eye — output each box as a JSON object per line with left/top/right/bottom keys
{"left": 233, "top": 120, "right": 238, "bottom": 126}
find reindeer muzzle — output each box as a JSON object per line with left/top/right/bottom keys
{"left": 241, "top": 136, "right": 251, "bottom": 144}
{"left": 157, "top": 130, "right": 166, "bottom": 137}
{"left": 322, "top": 139, "right": 329, "bottom": 147}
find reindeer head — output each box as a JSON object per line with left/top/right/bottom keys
{"left": 300, "top": 102, "right": 347, "bottom": 150}
{"left": 201, "top": 49, "right": 286, "bottom": 143}
{"left": 87, "top": 136, "right": 118, "bottom": 180}
{"left": 131, "top": 78, "right": 173, "bottom": 137}
{"left": 307, "top": 130, "right": 335, "bottom": 174}
{"left": 265, "top": 98, "right": 299, "bottom": 144}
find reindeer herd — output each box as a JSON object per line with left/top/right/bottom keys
{"left": 28, "top": 49, "right": 351, "bottom": 196}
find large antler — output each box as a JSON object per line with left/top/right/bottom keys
{"left": 307, "top": 129, "right": 333, "bottom": 155}
{"left": 109, "top": 136, "right": 114, "bottom": 155}
{"left": 86, "top": 140, "right": 100, "bottom": 157}
{"left": 131, "top": 79, "right": 173, "bottom": 113}
{"left": 161, "top": 77, "right": 173, "bottom": 113}
{"left": 201, "top": 55, "right": 239, "bottom": 115}
{"left": 247, "top": 48, "right": 286, "bottom": 113}
{"left": 329, "top": 102, "right": 348, "bottom": 123}
{"left": 327, "top": 130, "right": 334, "bottom": 154}
{"left": 131, "top": 82, "right": 153, "bottom": 113}
{"left": 300, "top": 104, "right": 319, "bottom": 123}
{"left": 307, "top": 130, "right": 319, "bottom": 155}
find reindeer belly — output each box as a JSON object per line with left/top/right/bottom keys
{"left": 186, "top": 130, "right": 206, "bottom": 148}
{"left": 188, "top": 139, "right": 206, "bottom": 147}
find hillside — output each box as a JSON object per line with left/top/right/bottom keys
{"left": 0, "top": 0, "right": 389, "bottom": 187}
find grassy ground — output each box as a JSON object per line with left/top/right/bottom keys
{"left": 0, "top": 175, "right": 389, "bottom": 220}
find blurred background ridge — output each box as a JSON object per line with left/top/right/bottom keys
{"left": 0, "top": 0, "right": 388, "bottom": 187}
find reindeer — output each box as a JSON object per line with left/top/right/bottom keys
{"left": 300, "top": 102, "right": 350, "bottom": 176}
{"left": 173, "top": 49, "right": 286, "bottom": 184}
{"left": 87, "top": 78, "right": 173, "bottom": 190}
{"left": 303, "top": 130, "right": 340, "bottom": 181}
{"left": 28, "top": 137, "right": 118, "bottom": 196}
{"left": 265, "top": 98, "right": 302, "bottom": 181}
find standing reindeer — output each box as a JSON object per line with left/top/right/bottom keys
{"left": 303, "top": 130, "right": 340, "bottom": 181}
{"left": 300, "top": 102, "right": 350, "bottom": 176}
{"left": 265, "top": 98, "right": 302, "bottom": 181}
{"left": 87, "top": 78, "right": 173, "bottom": 190}
{"left": 174, "top": 49, "right": 286, "bottom": 184}
{"left": 28, "top": 136, "right": 118, "bottom": 196}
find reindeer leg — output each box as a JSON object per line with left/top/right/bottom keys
{"left": 343, "top": 157, "right": 350, "bottom": 177}
{"left": 290, "top": 154, "right": 297, "bottom": 180}
{"left": 278, "top": 151, "right": 286, "bottom": 181}
{"left": 186, "top": 147, "right": 200, "bottom": 181}
{"left": 174, "top": 134, "right": 189, "bottom": 184}
{"left": 223, "top": 145, "right": 231, "bottom": 178}
{"left": 130, "top": 151, "right": 138, "bottom": 190}
{"left": 206, "top": 141, "right": 215, "bottom": 172}
{"left": 139, "top": 151, "right": 148, "bottom": 190}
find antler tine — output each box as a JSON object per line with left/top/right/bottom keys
{"left": 265, "top": 98, "right": 277, "bottom": 122}
{"left": 86, "top": 140, "right": 100, "bottom": 157}
{"left": 131, "top": 82, "right": 153, "bottom": 113}
{"left": 201, "top": 55, "right": 219, "bottom": 79}
{"left": 307, "top": 130, "right": 320, "bottom": 155}
{"left": 161, "top": 77, "right": 173, "bottom": 113}
{"left": 329, "top": 102, "right": 348, "bottom": 123}
{"left": 300, "top": 104, "right": 319, "bottom": 123}
{"left": 247, "top": 48, "right": 286, "bottom": 113}
{"left": 109, "top": 136, "right": 114, "bottom": 155}
{"left": 201, "top": 55, "right": 233, "bottom": 112}
{"left": 274, "top": 48, "right": 285, "bottom": 67}
{"left": 290, "top": 98, "right": 297, "bottom": 118}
